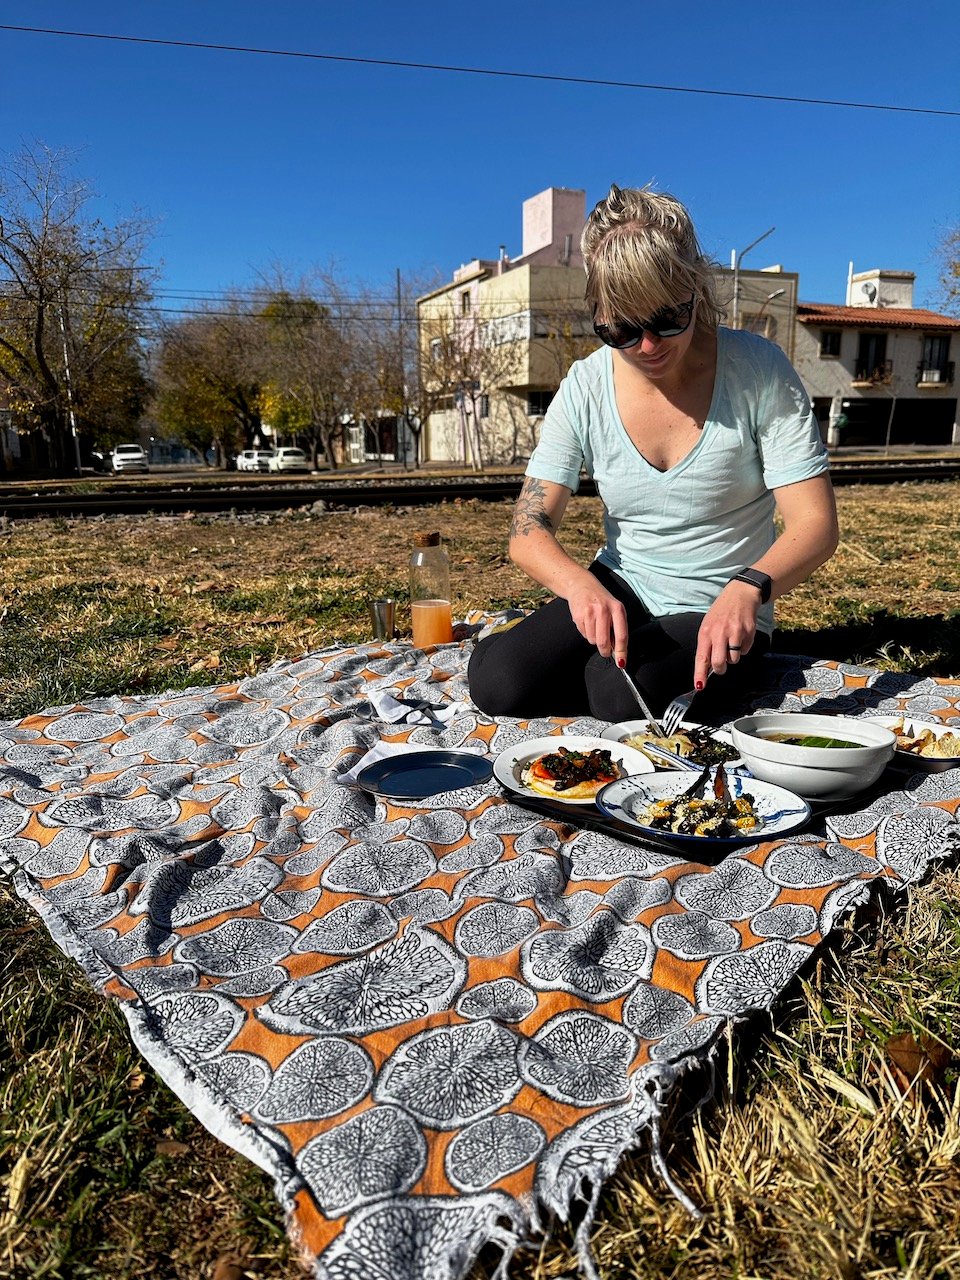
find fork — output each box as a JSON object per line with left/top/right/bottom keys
{"left": 660, "top": 687, "right": 698, "bottom": 737}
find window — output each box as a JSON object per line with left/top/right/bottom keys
{"left": 855, "top": 332, "right": 888, "bottom": 382}
{"left": 819, "top": 330, "right": 841, "bottom": 358}
{"left": 429, "top": 337, "right": 442, "bottom": 363}
{"left": 923, "top": 334, "right": 950, "bottom": 368}
{"left": 479, "top": 394, "right": 490, "bottom": 419}
{"left": 526, "top": 390, "right": 553, "bottom": 416}
{"left": 919, "top": 334, "right": 953, "bottom": 384}
{"left": 460, "top": 290, "right": 471, "bottom": 315}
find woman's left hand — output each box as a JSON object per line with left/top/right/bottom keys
{"left": 693, "top": 474, "right": 840, "bottom": 690}
{"left": 694, "top": 581, "right": 762, "bottom": 688}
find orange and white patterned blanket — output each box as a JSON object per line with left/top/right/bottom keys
{"left": 1, "top": 641, "right": 958, "bottom": 1280}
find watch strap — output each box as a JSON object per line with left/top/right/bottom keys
{"left": 731, "top": 568, "right": 772, "bottom": 604}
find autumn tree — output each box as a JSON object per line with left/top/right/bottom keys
{"left": 0, "top": 144, "right": 154, "bottom": 472}
{"left": 505, "top": 294, "right": 597, "bottom": 457}
{"left": 256, "top": 275, "right": 358, "bottom": 471}
{"left": 152, "top": 298, "right": 264, "bottom": 467}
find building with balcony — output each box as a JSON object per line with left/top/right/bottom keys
{"left": 793, "top": 269, "right": 960, "bottom": 447}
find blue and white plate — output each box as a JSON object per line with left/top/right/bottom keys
{"left": 595, "top": 770, "right": 811, "bottom": 848}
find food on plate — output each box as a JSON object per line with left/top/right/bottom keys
{"left": 758, "top": 732, "right": 866, "bottom": 749}
{"left": 625, "top": 725, "right": 738, "bottom": 766}
{"left": 886, "top": 718, "right": 960, "bottom": 759}
{"left": 636, "top": 765, "right": 761, "bottom": 838}
{"left": 521, "top": 746, "right": 622, "bottom": 800}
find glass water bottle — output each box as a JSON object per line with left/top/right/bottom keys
{"left": 409, "top": 531, "right": 453, "bottom": 647}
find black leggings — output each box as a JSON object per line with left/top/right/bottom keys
{"left": 468, "top": 561, "right": 770, "bottom": 723}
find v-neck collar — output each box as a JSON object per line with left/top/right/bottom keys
{"left": 602, "top": 327, "right": 725, "bottom": 478}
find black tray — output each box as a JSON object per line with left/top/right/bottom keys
{"left": 500, "top": 786, "right": 729, "bottom": 860}
{"left": 500, "top": 769, "right": 904, "bottom": 863}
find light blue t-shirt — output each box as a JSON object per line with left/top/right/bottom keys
{"left": 525, "top": 327, "right": 829, "bottom": 636}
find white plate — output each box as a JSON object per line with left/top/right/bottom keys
{"left": 601, "top": 719, "right": 740, "bottom": 768}
{"left": 596, "top": 770, "right": 811, "bottom": 848}
{"left": 861, "top": 714, "right": 960, "bottom": 773}
{"left": 493, "top": 735, "right": 654, "bottom": 806}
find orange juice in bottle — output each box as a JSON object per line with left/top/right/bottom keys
{"left": 410, "top": 532, "right": 453, "bottom": 647}
{"left": 411, "top": 599, "right": 453, "bottom": 647}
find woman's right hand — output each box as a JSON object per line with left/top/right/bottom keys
{"left": 508, "top": 476, "right": 628, "bottom": 665}
{"left": 567, "top": 573, "right": 629, "bottom": 666}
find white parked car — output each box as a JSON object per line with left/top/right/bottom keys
{"left": 267, "top": 447, "right": 310, "bottom": 473}
{"left": 110, "top": 444, "right": 150, "bottom": 473}
{"left": 236, "top": 449, "right": 275, "bottom": 472}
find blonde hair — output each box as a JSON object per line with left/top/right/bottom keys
{"left": 581, "top": 184, "right": 724, "bottom": 328}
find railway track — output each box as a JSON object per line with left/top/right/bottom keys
{"left": 1, "top": 458, "right": 958, "bottom": 519}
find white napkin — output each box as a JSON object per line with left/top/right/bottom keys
{"left": 337, "top": 740, "right": 435, "bottom": 787}
{"left": 367, "top": 690, "right": 472, "bottom": 727}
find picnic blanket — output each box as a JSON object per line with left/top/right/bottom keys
{"left": 1, "top": 637, "right": 959, "bottom": 1280}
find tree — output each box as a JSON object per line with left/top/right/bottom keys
{"left": 413, "top": 271, "right": 598, "bottom": 470}
{"left": 933, "top": 225, "right": 960, "bottom": 315}
{"left": 256, "top": 276, "right": 358, "bottom": 471}
{"left": 417, "top": 297, "right": 553, "bottom": 471}
{"left": 357, "top": 271, "right": 451, "bottom": 470}
{"left": 0, "top": 144, "right": 154, "bottom": 472}
{"left": 503, "top": 295, "right": 596, "bottom": 461}
{"left": 152, "top": 299, "right": 264, "bottom": 467}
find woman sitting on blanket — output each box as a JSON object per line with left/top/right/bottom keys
{"left": 468, "top": 183, "right": 839, "bottom": 722}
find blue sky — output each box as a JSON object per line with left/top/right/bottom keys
{"left": 2, "top": 2, "right": 957, "bottom": 318}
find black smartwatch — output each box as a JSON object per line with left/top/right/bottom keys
{"left": 731, "top": 568, "right": 772, "bottom": 604}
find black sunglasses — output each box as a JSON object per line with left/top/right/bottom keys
{"left": 593, "top": 295, "right": 696, "bottom": 349}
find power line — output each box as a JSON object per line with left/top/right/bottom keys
{"left": 1, "top": 23, "right": 957, "bottom": 118}
{"left": 7, "top": 296, "right": 603, "bottom": 324}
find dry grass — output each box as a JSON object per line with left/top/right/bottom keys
{"left": 509, "top": 876, "right": 960, "bottom": 1280}
{"left": 0, "top": 479, "right": 958, "bottom": 1280}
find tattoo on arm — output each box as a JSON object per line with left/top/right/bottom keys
{"left": 510, "top": 477, "right": 555, "bottom": 537}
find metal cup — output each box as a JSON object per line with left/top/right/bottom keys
{"left": 369, "top": 598, "right": 396, "bottom": 640}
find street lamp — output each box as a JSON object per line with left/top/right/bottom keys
{"left": 732, "top": 226, "right": 776, "bottom": 329}
{"left": 753, "top": 287, "right": 786, "bottom": 336}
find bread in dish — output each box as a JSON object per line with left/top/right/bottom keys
{"left": 520, "top": 746, "right": 621, "bottom": 800}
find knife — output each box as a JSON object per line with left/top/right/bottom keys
{"left": 618, "top": 666, "right": 668, "bottom": 736}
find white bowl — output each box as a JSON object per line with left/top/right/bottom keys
{"left": 730, "top": 713, "right": 895, "bottom": 801}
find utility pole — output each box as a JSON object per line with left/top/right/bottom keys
{"left": 396, "top": 267, "right": 408, "bottom": 469}
{"left": 732, "top": 226, "right": 776, "bottom": 330}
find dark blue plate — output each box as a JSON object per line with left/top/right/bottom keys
{"left": 357, "top": 750, "right": 493, "bottom": 799}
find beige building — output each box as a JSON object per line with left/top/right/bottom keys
{"left": 417, "top": 188, "right": 595, "bottom": 466}
{"left": 725, "top": 265, "right": 799, "bottom": 363}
